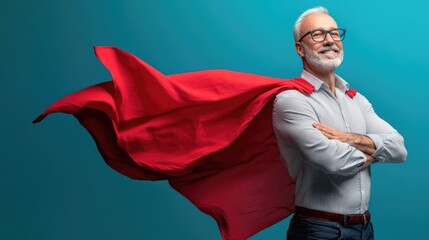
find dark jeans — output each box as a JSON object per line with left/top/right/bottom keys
{"left": 287, "top": 215, "right": 374, "bottom": 240}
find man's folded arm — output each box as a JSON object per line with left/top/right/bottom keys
{"left": 357, "top": 94, "right": 408, "bottom": 163}
{"left": 273, "top": 92, "right": 367, "bottom": 176}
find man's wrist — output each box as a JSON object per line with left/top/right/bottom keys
{"left": 361, "top": 154, "right": 375, "bottom": 169}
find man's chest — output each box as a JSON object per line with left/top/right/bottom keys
{"left": 308, "top": 91, "right": 367, "bottom": 134}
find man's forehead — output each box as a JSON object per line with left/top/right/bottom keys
{"left": 301, "top": 13, "right": 338, "bottom": 31}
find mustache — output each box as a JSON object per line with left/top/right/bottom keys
{"left": 318, "top": 46, "right": 340, "bottom": 53}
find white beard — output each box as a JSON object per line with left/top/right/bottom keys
{"left": 303, "top": 44, "right": 344, "bottom": 71}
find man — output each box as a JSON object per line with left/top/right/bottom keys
{"left": 34, "top": 6, "right": 407, "bottom": 239}
{"left": 273, "top": 6, "right": 407, "bottom": 240}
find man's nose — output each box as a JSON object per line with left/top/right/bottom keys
{"left": 323, "top": 33, "right": 335, "bottom": 45}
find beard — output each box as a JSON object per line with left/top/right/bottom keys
{"left": 303, "top": 44, "right": 344, "bottom": 71}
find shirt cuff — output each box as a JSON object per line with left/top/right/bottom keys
{"left": 366, "top": 134, "right": 387, "bottom": 162}
{"left": 355, "top": 149, "right": 369, "bottom": 171}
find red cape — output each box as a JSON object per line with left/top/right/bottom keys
{"left": 34, "top": 46, "right": 314, "bottom": 240}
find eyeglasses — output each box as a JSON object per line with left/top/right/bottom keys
{"left": 298, "top": 28, "right": 346, "bottom": 42}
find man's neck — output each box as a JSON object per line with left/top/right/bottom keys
{"left": 304, "top": 66, "right": 337, "bottom": 95}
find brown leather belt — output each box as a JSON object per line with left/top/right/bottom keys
{"left": 295, "top": 207, "right": 371, "bottom": 225}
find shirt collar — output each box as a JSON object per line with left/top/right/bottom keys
{"left": 300, "top": 70, "right": 350, "bottom": 93}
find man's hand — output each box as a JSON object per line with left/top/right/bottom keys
{"left": 362, "top": 153, "right": 376, "bottom": 169}
{"left": 312, "top": 122, "right": 376, "bottom": 156}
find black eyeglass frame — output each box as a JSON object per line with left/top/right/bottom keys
{"left": 298, "top": 28, "right": 346, "bottom": 42}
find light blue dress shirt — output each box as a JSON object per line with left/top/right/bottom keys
{"left": 272, "top": 70, "right": 407, "bottom": 214}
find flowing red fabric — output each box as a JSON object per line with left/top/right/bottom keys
{"left": 33, "top": 46, "right": 314, "bottom": 240}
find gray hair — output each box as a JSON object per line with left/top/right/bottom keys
{"left": 293, "top": 6, "right": 329, "bottom": 42}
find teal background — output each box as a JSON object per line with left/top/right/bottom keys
{"left": 1, "top": 0, "right": 427, "bottom": 239}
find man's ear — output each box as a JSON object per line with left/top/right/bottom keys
{"left": 295, "top": 42, "right": 305, "bottom": 57}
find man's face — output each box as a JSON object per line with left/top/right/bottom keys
{"left": 296, "top": 13, "right": 344, "bottom": 72}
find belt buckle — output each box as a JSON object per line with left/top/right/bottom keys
{"left": 343, "top": 214, "right": 348, "bottom": 226}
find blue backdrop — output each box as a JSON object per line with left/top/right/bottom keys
{"left": 2, "top": 0, "right": 427, "bottom": 239}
